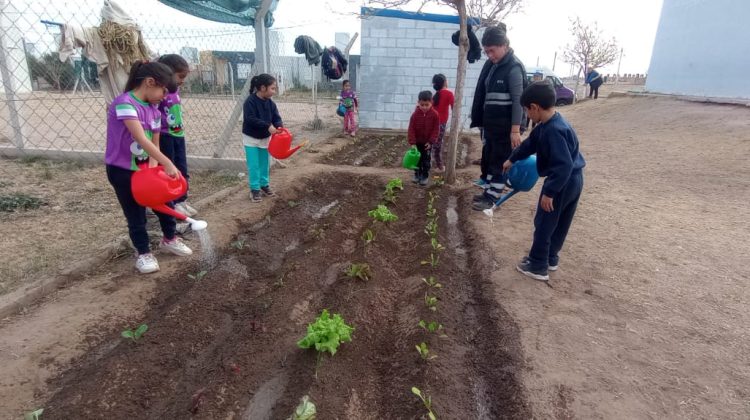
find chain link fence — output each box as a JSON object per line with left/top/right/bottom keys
{"left": 0, "top": 0, "right": 343, "bottom": 175}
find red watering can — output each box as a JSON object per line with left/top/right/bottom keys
{"left": 131, "top": 166, "right": 208, "bottom": 230}
{"left": 268, "top": 128, "right": 307, "bottom": 159}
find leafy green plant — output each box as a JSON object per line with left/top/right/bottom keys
{"left": 386, "top": 178, "right": 404, "bottom": 192}
{"left": 426, "top": 206, "right": 437, "bottom": 218}
{"left": 297, "top": 309, "right": 354, "bottom": 356}
{"left": 231, "top": 239, "right": 245, "bottom": 249}
{"left": 421, "top": 253, "right": 439, "bottom": 268}
{"left": 288, "top": 395, "right": 316, "bottom": 420}
{"left": 418, "top": 320, "right": 443, "bottom": 333}
{"left": 430, "top": 238, "right": 444, "bottom": 252}
{"left": 368, "top": 205, "right": 398, "bottom": 222}
{"left": 424, "top": 294, "right": 438, "bottom": 311}
{"left": 121, "top": 324, "right": 148, "bottom": 342}
{"left": 416, "top": 342, "right": 436, "bottom": 360}
{"left": 411, "top": 387, "right": 437, "bottom": 420}
{"left": 421, "top": 276, "right": 442, "bottom": 289}
{"left": 188, "top": 270, "right": 208, "bottom": 281}
{"left": 24, "top": 409, "right": 44, "bottom": 420}
{"left": 344, "top": 263, "right": 372, "bottom": 281}
{"left": 362, "top": 228, "right": 375, "bottom": 245}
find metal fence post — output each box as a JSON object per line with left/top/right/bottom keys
{"left": 0, "top": 0, "right": 26, "bottom": 150}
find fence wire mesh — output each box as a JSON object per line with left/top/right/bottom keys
{"left": 0, "top": 0, "right": 343, "bottom": 174}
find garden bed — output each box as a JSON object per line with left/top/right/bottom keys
{"left": 321, "top": 134, "right": 474, "bottom": 169}
{"left": 43, "top": 172, "right": 527, "bottom": 419}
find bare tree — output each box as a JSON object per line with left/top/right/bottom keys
{"left": 363, "top": 0, "right": 523, "bottom": 184}
{"left": 562, "top": 17, "right": 618, "bottom": 75}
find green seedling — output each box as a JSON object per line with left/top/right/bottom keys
{"left": 421, "top": 253, "right": 439, "bottom": 268}
{"left": 188, "top": 270, "right": 208, "bottom": 281}
{"left": 415, "top": 342, "right": 437, "bottom": 360}
{"left": 231, "top": 239, "right": 245, "bottom": 249}
{"left": 121, "top": 324, "right": 148, "bottom": 342}
{"left": 426, "top": 206, "right": 437, "bottom": 218}
{"left": 344, "top": 263, "right": 372, "bottom": 281}
{"left": 383, "top": 189, "right": 397, "bottom": 204}
{"left": 421, "top": 276, "right": 442, "bottom": 289}
{"left": 418, "top": 320, "right": 444, "bottom": 333}
{"left": 424, "top": 219, "right": 438, "bottom": 237}
{"left": 362, "top": 229, "right": 375, "bottom": 245}
{"left": 432, "top": 176, "right": 445, "bottom": 186}
{"left": 424, "top": 294, "right": 438, "bottom": 311}
{"left": 430, "top": 238, "right": 444, "bottom": 252}
{"left": 386, "top": 178, "right": 404, "bottom": 192}
{"left": 368, "top": 205, "right": 398, "bottom": 222}
{"left": 289, "top": 395, "right": 316, "bottom": 420}
{"left": 411, "top": 387, "right": 437, "bottom": 420}
{"left": 24, "top": 409, "right": 43, "bottom": 420}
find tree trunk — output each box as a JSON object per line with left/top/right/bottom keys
{"left": 445, "top": 0, "right": 469, "bottom": 185}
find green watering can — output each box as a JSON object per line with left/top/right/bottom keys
{"left": 402, "top": 146, "right": 421, "bottom": 169}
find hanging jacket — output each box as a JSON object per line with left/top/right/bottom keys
{"left": 294, "top": 35, "right": 323, "bottom": 65}
{"left": 451, "top": 25, "right": 481, "bottom": 63}
{"left": 470, "top": 49, "right": 528, "bottom": 134}
{"left": 322, "top": 46, "right": 348, "bottom": 80}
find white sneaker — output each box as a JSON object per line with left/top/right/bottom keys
{"left": 136, "top": 253, "right": 160, "bottom": 274}
{"left": 160, "top": 237, "right": 193, "bottom": 256}
{"left": 174, "top": 202, "right": 197, "bottom": 217}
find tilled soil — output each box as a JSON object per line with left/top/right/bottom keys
{"left": 42, "top": 173, "right": 528, "bottom": 419}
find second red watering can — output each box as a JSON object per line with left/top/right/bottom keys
{"left": 131, "top": 166, "right": 208, "bottom": 230}
{"left": 268, "top": 128, "right": 307, "bottom": 159}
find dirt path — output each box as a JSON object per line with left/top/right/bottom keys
{"left": 465, "top": 96, "right": 750, "bottom": 419}
{"left": 1, "top": 95, "right": 749, "bottom": 419}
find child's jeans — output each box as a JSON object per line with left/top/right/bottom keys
{"left": 344, "top": 109, "right": 357, "bottom": 134}
{"left": 244, "top": 145, "right": 270, "bottom": 191}
{"left": 432, "top": 123, "right": 446, "bottom": 168}
{"left": 107, "top": 164, "right": 176, "bottom": 255}
{"left": 159, "top": 133, "right": 189, "bottom": 203}
{"left": 527, "top": 172, "right": 583, "bottom": 269}
{"left": 415, "top": 143, "right": 432, "bottom": 179}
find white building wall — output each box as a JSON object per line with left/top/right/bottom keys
{"left": 359, "top": 10, "right": 486, "bottom": 130}
{"left": 646, "top": 0, "right": 750, "bottom": 99}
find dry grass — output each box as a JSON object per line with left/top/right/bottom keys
{"left": 0, "top": 156, "right": 242, "bottom": 294}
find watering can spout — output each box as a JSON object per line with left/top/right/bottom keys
{"left": 132, "top": 167, "right": 209, "bottom": 231}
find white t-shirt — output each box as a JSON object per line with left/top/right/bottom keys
{"left": 242, "top": 134, "right": 270, "bottom": 148}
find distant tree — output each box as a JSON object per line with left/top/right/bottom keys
{"left": 562, "top": 17, "right": 618, "bottom": 75}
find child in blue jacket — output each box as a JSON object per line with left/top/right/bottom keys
{"left": 503, "top": 81, "right": 586, "bottom": 282}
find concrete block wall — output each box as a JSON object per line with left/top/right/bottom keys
{"left": 359, "top": 8, "right": 484, "bottom": 130}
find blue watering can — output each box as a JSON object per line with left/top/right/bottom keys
{"left": 484, "top": 155, "right": 539, "bottom": 216}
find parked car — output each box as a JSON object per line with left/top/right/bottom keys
{"left": 526, "top": 66, "right": 576, "bottom": 105}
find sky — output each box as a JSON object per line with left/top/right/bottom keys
{"left": 15, "top": 0, "right": 663, "bottom": 76}
{"left": 272, "top": 0, "right": 664, "bottom": 76}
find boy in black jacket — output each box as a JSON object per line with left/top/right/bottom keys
{"left": 503, "top": 81, "right": 586, "bottom": 282}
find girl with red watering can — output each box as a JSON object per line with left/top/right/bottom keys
{"left": 105, "top": 61, "right": 193, "bottom": 274}
{"left": 242, "top": 74, "right": 284, "bottom": 202}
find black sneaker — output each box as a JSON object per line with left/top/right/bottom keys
{"left": 472, "top": 196, "right": 495, "bottom": 211}
{"left": 472, "top": 193, "right": 487, "bottom": 202}
{"left": 261, "top": 186, "right": 275, "bottom": 197}
{"left": 516, "top": 259, "right": 549, "bottom": 281}
{"left": 522, "top": 256, "right": 558, "bottom": 271}
{"left": 419, "top": 176, "right": 429, "bottom": 186}
{"left": 412, "top": 174, "right": 420, "bottom": 184}
{"left": 250, "top": 190, "right": 262, "bottom": 202}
